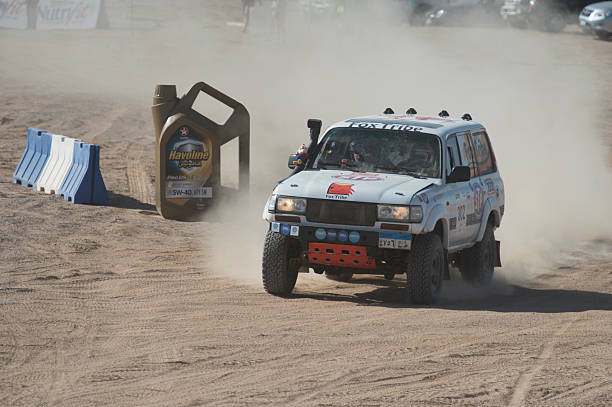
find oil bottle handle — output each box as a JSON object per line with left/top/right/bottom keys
{"left": 181, "top": 81, "right": 244, "bottom": 112}
{"left": 181, "top": 81, "right": 250, "bottom": 192}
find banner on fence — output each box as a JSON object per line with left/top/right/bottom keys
{"left": 0, "top": 0, "right": 28, "bottom": 29}
{"left": 36, "top": 0, "right": 101, "bottom": 30}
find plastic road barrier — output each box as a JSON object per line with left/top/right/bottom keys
{"left": 13, "top": 128, "right": 108, "bottom": 205}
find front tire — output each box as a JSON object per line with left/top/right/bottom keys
{"left": 459, "top": 222, "right": 496, "bottom": 285}
{"left": 406, "top": 233, "right": 444, "bottom": 305}
{"left": 262, "top": 230, "right": 298, "bottom": 296}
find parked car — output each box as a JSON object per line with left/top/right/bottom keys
{"left": 502, "top": 0, "right": 595, "bottom": 32}
{"left": 425, "top": 0, "right": 505, "bottom": 26}
{"left": 579, "top": 1, "right": 612, "bottom": 38}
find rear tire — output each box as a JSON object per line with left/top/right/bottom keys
{"left": 595, "top": 31, "right": 611, "bottom": 40}
{"left": 406, "top": 233, "right": 444, "bottom": 305}
{"left": 545, "top": 8, "right": 566, "bottom": 33}
{"left": 459, "top": 222, "right": 496, "bottom": 285}
{"left": 262, "top": 230, "right": 298, "bottom": 296}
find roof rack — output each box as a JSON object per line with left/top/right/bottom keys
{"left": 406, "top": 108, "right": 417, "bottom": 115}
{"left": 438, "top": 110, "right": 449, "bottom": 118}
{"left": 383, "top": 108, "right": 394, "bottom": 114}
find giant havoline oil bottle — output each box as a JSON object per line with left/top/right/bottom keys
{"left": 152, "top": 82, "right": 249, "bottom": 220}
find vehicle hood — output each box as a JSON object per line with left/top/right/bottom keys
{"left": 275, "top": 169, "right": 440, "bottom": 205}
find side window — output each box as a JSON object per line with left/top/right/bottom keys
{"left": 470, "top": 131, "right": 496, "bottom": 175}
{"left": 457, "top": 132, "right": 478, "bottom": 178}
{"left": 446, "top": 135, "right": 461, "bottom": 176}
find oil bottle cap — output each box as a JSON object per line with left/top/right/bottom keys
{"left": 154, "top": 85, "right": 177, "bottom": 100}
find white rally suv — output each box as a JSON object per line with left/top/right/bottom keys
{"left": 262, "top": 110, "right": 504, "bottom": 304}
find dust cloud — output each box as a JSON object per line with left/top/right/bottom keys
{"left": 3, "top": 0, "right": 610, "bottom": 287}
{"left": 199, "top": 1, "right": 612, "bottom": 287}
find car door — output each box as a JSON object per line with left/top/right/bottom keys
{"left": 470, "top": 129, "right": 502, "bottom": 226}
{"left": 456, "top": 131, "right": 482, "bottom": 244}
{"left": 445, "top": 133, "right": 471, "bottom": 248}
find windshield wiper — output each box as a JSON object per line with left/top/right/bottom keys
{"left": 318, "top": 160, "right": 358, "bottom": 171}
{"left": 374, "top": 166, "right": 427, "bottom": 178}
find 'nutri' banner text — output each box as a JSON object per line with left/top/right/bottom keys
{"left": 36, "top": 0, "right": 100, "bottom": 30}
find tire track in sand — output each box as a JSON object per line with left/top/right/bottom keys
{"left": 126, "top": 151, "right": 154, "bottom": 205}
{"left": 285, "top": 318, "right": 575, "bottom": 407}
{"left": 507, "top": 316, "right": 579, "bottom": 407}
{"left": 0, "top": 317, "right": 17, "bottom": 369}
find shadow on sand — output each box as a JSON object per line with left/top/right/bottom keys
{"left": 108, "top": 191, "right": 156, "bottom": 212}
{"left": 289, "top": 276, "right": 612, "bottom": 313}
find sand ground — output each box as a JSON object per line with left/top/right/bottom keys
{"left": 1, "top": 1, "right": 611, "bottom": 406}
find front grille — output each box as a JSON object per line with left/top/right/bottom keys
{"left": 581, "top": 8, "right": 593, "bottom": 17}
{"left": 306, "top": 199, "right": 377, "bottom": 226}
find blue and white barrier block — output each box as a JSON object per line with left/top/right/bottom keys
{"left": 13, "top": 128, "right": 108, "bottom": 205}
{"left": 13, "top": 128, "right": 52, "bottom": 188}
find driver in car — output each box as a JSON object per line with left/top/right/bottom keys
{"left": 409, "top": 141, "right": 438, "bottom": 177}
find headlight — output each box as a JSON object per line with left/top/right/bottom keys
{"left": 276, "top": 197, "right": 307, "bottom": 214}
{"left": 435, "top": 9, "right": 445, "bottom": 17}
{"left": 377, "top": 205, "right": 423, "bottom": 223}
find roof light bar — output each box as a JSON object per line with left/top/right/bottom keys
{"left": 384, "top": 108, "right": 395, "bottom": 114}
{"left": 406, "top": 108, "right": 417, "bottom": 115}
{"left": 461, "top": 113, "right": 472, "bottom": 121}
{"left": 438, "top": 110, "right": 449, "bottom": 118}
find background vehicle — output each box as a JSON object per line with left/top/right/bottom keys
{"left": 579, "top": 1, "right": 612, "bottom": 38}
{"left": 397, "top": 0, "right": 451, "bottom": 25}
{"left": 426, "top": 0, "right": 505, "bottom": 26}
{"left": 502, "top": 0, "right": 596, "bottom": 32}
{"left": 262, "top": 112, "right": 505, "bottom": 305}
{"left": 298, "top": 0, "right": 345, "bottom": 20}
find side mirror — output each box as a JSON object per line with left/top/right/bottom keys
{"left": 447, "top": 166, "right": 471, "bottom": 183}
{"left": 288, "top": 154, "right": 301, "bottom": 170}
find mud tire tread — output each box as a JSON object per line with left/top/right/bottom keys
{"left": 460, "top": 222, "right": 495, "bottom": 285}
{"left": 262, "top": 230, "right": 298, "bottom": 296}
{"left": 406, "top": 233, "right": 443, "bottom": 305}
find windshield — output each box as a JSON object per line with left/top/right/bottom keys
{"left": 312, "top": 127, "right": 442, "bottom": 178}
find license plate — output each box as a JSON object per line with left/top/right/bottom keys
{"left": 379, "top": 232, "right": 412, "bottom": 250}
